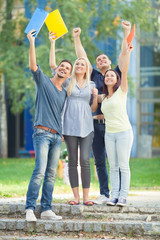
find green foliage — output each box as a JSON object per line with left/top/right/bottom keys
{"left": 0, "top": 0, "right": 158, "bottom": 115}
{"left": 130, "top": 157, "right": 160, "bottom": 188}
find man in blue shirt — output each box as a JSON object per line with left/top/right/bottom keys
{"left": 73, "top": 21, "right": 131, "bottom": 204}
{"left": 25, "top": 30, "right": 72, "bottom": 221}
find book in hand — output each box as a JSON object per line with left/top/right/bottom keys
{"left": 127, "top": 24, "right": 135, "bottom": 45}
{"left": 24, "top": 8, "right": 49, "bottom": 37}
{"left": 45, "top": 9, "right": 68, "bottom": 40}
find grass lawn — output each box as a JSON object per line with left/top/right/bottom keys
{"left": 0, "top": 157, "right": 160, "bottom": 198}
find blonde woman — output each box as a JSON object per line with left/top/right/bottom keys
{"left": 62, "top": 57, "right": 98, "bottom": 206}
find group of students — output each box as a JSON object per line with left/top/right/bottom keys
{"left": 25, "top": 20, "right": 133, "bottom": 222}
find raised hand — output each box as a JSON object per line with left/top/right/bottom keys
{"left": 122, "top": 20, "right": 131, "bottom": 38}
{"left": 73, "top": 27, "right": 81, "bottom": 38}
{"left": 27, "top": 30, "right": 36, "bottom": 42}
{"left": 122, "top": 20, "right": 131, "bottom": 31}
{"left": 49, "top": 31, "right": 57, "bottom": 42}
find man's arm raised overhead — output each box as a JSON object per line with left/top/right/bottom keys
{"left": 27, "top": 30, "right": 38, "bottom": 72}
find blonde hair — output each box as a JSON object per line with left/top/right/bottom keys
{"left": 67, "top": 57, "right": 91, "bottom": 97}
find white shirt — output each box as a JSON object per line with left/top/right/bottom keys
{"left": 101, "top": 87, "right": 132, "bottom": 133}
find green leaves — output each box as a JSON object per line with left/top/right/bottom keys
{"left": 0, "top": 0, "right": 158, "bottom": 115}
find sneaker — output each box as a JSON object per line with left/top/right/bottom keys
{"left": 26, "top": 209, "right": 37, "bottom": 222}
{"left": 94, "top": 195, "right": 109, "bottom": 205}
{"left": 116, "top": 198, "right": 127, "bottom": 207}
{"left": 106, "top": 198, "right": 118, "bottom": 206}
{"left": 41, "top": 210, "right": 62, "bottom": 220}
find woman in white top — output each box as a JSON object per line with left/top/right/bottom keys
{"left": 98, "top": 21, "right": 133, "bottom": 206}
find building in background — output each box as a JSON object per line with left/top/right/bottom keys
{"left": 6, "top": 0, "right": 160, "bottom": 158}
{"left": 136, "top": 0, "right": 160, "bottom": 157}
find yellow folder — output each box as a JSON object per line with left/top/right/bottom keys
{"left": 45, "top": 9, "right": 68, "bottom": 40}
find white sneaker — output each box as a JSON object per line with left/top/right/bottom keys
{"left": 93, "top": 195, "right": 109, "bottom": 205}
{"left": 26, "top": 209, "right": 37, "bottom": 222}
{"left": 41, "top": 210, "right": 62, "bottom": 220}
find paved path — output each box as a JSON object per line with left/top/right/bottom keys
{"left": 0, "top": 191, "right": 160, "bottom": 208}
{"left": 126, "top": 190, "right": 160, "bottom": 208}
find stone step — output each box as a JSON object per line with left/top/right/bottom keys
{"left": 82, "top": 212, "right": 160, "bottom": 222}
{"left": 0, "top": 203, "right": 160, "bottom": 238}
{"left": 83, "top": 205, "right": 160, "bottom": 214}
{"left": 1, "top": 203, "right": 160, "bottom": 219}
{"left": 2, "top": 212, "right": 159, "bottom": 223}
{"left": 0, "top": 218, "right": 160, "bottom": 237}
{"left": 0, "top": 237, "right": 151, "bottom": 240}
{"left": 0, "top": 235, "right": 148, "bottom": 240}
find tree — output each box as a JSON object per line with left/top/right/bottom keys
{"left": 0, "top": 0, "right": 158, "bottom": 117}
{"left": 0, "top": 73, "right": 7, "bottom": 158}
{"left": 0, "top": 0, "right": 15, "bottom": 158}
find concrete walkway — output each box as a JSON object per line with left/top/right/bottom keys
{"left": 0, "top": 191, "right": 160, "bottom": 208}
{"left": 126, "top": 190, "right": 160, "bottom": 208}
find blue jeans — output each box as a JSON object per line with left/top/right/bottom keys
{"left": 26, "top": 128, "right": 62, "bottom": 212}
{"left": 105, "top": 129, "right": 133, "bottom": 199}
{"left": 92, "top": 121, "right": 109, "bottom": 198}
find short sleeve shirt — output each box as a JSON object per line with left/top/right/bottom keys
{"left": 91, "top": 65, "right": 121, "bottom": 116}
{"left": 32, "top": 65, "right": 67, "bottom": 136}
{"left": 62, "top": 81, "right": 95, "bottom": 137}
{"left": 101, "top": 87, "right": 132, "bottom": 133}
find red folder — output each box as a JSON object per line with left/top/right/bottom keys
{"left": 127, "top": 24, "right": 135, "bottom": 45}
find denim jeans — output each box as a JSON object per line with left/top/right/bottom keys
{"left": 26, "top": 128, "right": 62, "bottom": 212}
{"left": 105, "top": 129, "right": 133, "bottom": 199}
{"left": 92, "top": 122, "right": 109, "bottom": 198}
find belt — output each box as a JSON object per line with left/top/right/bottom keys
{"left": 94, "top": 119, "right": 105, "bottom": 124}
{"left": 35, "top": 125, "right": 57, "bottom": 134}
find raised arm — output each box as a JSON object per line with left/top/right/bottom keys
{"left": 27, "top": 30, "right": 38, "bottom": 72}
{"left": 121, "top": 21, "right": 131, "bottom": 54}
{"left": 73, "top": 28, "right": 93, "bottom": 73}
{"left": 118, "top": 21, "right": 132, "bottom": 70}
{"left": 118, "top": 21, "right": 133, "bottom": 92}
{"left": 49, "top": 32, "right": 57, "bottom": 69}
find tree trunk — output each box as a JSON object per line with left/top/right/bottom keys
{"left": 0, "top": 73, "right": 8, "bottom": 158}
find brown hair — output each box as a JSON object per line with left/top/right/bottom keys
{"left": 58, "top": 59, "right": 73, "bottom": 72}
{"left": 103, "top": 69, "right": 121, "bottom": 97}
{"left": 96, "top": 53, "right": 110, "bottom": 61}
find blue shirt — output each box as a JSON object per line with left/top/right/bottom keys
{"left": 91, "top": 65, "right": 121, "bottom": 116}
{"left": 32, "top": 65, "right": 67, "bottom": 136}
{"left": 62, "top": 81, "right": 95, "bottom": 137}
